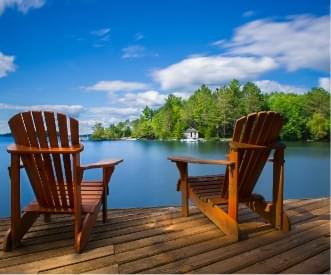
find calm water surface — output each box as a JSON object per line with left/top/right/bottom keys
{"left": 0, "top": 137, "right": 329, "bottom": 217}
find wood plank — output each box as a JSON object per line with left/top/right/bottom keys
{"left": 120, "top": 222, "right": 272, "bottom": 273}
{"left": 0, "top": 199, "right": 329, "bottom": 274}
{"left": 191, "top": 222, "right": 330, "bottom": 274}
{"left": 44, "top": 111, "right": 67, "bottom": 208}
{"left": 0, "top": 245, "right": 114, "bottom": 273}
{"left": 0, "top": 212, "right": 206, "bottom": 265}
{"left": 31, "top": 212, "right": 263, "bottom": 273}
{"left": 57, "top": 113, "right": 74, "bottom": 207}
{"left": 85, "top": 264, "right": 119, "bottom": 274}
{"left": 280, "top": 249, "right": 330, "bottom": 274}
{"left": 32, "top": 111, "right": 61, "bottom": 208}
{"left": 144, "top": 206, "right": 330, "bottom": 274}
{"left": 237, "top": 235, "right": 330, "bottom": 274}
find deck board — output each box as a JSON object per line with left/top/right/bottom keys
{"left": 0, "top": 198, "right": 329, "bottom": 274}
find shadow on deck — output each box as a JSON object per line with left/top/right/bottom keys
{"left": 0, "top": 198, "right": 330, "bottom": 273}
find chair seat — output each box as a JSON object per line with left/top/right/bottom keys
{"left": 188, "top": 174, "right": 228, "bottom": 204}
{"left": 24, "top": 181, "right": 104, "bottom": 214}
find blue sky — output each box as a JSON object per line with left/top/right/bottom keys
{"left": 0, "top": 0, "right": 329, "bottom": 133}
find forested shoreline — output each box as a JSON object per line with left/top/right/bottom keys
{"left": 90, "top": 80, "right": 330, "bottom": 141}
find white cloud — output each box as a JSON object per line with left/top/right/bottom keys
{"left": 0, "top": 51, "right": 16, "bottom": 77}
{"left": 254, "top": 80, "right": 307, "bottom": 94}
{"left": 78, "top": 107, "right": 141, "bottom": 133}
{"left": 211, "top": 39, "right": 226, "bottom": 47}
{"left": 172, "top": 92, "right": 192, "bottom": 100}
{"left": 223, "top": 14, "right": 329, "bottom": 72}
{"left": 122, "top": 45, "right": 146, "bottom": 59}
{"left": 90, "top": 28, "right": 111, "bottom": 37}
{"left": 0, "top": 103, "right": 84, "bottom": 116}
{"left": 319, "top": 77, "right": 330, "bottom": 91}
{"left": 86, "top": 80, "right": 149, "bottom": 93}
{"left": 88, "top": 106, "right": 139, "bottom": 116}
{"left": 0, "top": 0, "right": 45, "bottom": 15}
{"left": 117, "top": 90, "right": 166, "bottom": 108}
{"left": 153, "top": 55, "right": 278, "bottom": 90}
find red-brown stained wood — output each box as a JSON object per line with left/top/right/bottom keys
{"left": 8, "top": 113, "right": 46, "bottom": 206}
{"left": 22, "top": 112, "right": 53, "bottom": 208}
{"left": 44, "top": 111, "right": 68, "bottom": 208}
{"left": 32, "top": 111, "right": 61, "bottom": 208}
{"left": 168, "top": 111, "right": 290, "bottom": 240}
{"left": 57, "top": 113, "right": 74, "bottom": 207}
{"left": 4, "top": 111, "right": 123, "bottom": 253}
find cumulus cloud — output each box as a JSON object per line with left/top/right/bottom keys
{"left": 0, "top": 51, "right": 16, "bottom": 78}
{"left": 319, "top": 77, "right": 330, "bottom": 91}
{"left": 153, "top": 55, "right": 278, "bottom": 90}
{"left": 0, "top": 0, "right": 45, "bottom": 15}
{"left": 254, "top": 80, "right": 307, "bottom": 94}
{"left": 80, "top": 107, "right": 140, "bottom": 130}
{"left": 0, "top": 103, "right": 84, "bottom": 116}
{"left": 86, "top": 80, "right": 149, "bottom": 93}
{"left": 222, "top": 14, "right": 329, "bottom": 72}
{"left": 117, "top": 90, "right": 167, "bottom": 108}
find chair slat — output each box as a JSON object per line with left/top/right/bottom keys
{"left": 44, "top": 111, "right": 68, "bottom": 208}
{"left": 57, "top": 113, "right": 74, "bottom": 207}
{"left": 238, "top": 112, "right": 268, "bottom": 196}
{"left": 232, "top": 116, "right": 247, "bottom": 142}
{"left": 70, "top": 118, "right": 79, "bottom": 146}
{"left": 8, "top": 113, "right": 46, "bottom": 206}
{"left": 21, "top": 112, "right": 53, "bottom": 208}
{"left": 245, "top": 112, "right": 283, "bottom": 195}
{"left": 32, "top": 111, "right": 61, "bottom": 208}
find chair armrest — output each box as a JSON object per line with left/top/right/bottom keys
{"left": 7, "top": 144, "right": 84, "bottom": 154}
{"left": 80, "top": 159, "right": 123, "bottom": 171}
{"left": 229, "top": 141, "right": 267, "bottom": 150}
{"left": 168, "top": 156, "right": 234, "bottom": 166}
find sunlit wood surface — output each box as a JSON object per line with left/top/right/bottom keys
{"left": 0, "top": 198, "right": 329, "bottom": 273}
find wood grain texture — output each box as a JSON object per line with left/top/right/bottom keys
{"left": 0, "top": 198, "right": 329, "bottom": 274}
{"left": 5, "top": 111, "right": 122, "bottom": 253}
{"left": 168, "top": 111, "right": 289, "bottom": 240}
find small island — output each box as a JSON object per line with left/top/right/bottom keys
{"left": 90, "top": 80, "right": 330, "bottom": 142}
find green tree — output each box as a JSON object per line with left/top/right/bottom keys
{"left": 90, "top": 122, "right": 105, "bottom": 140}
{"left": 215, "top": 80, "right": 244, "bottom": 137}
{"left": 152, "top": 95, "right": 184, "bottom": 139}
{"left": 242, "top": 82, "right": 265, "bottom": 114}
{"left": 307, "top": 113, "right": 330, "bottom": 140}
{"left": 267, "top": 93, "right": 307, "bottom": 140}
{"left": 182, "top": 85, "right": 217, "bottom": 138}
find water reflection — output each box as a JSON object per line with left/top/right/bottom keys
{"left": 0, "top": 137, "right": 329, "bottom": 217}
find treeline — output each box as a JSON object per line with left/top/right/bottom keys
{"left": 90, "top": 80, "right": 330, "bottom": 141}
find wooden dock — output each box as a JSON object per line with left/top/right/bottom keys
{"left": 0, "top": 198, "right": 329, "bottom": 273}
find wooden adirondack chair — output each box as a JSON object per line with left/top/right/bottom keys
{"left": 3, "top": 111, "right": 123, "bottom": 253}
{"left": 168, "top": 111, "right": 291, "bottom": 240}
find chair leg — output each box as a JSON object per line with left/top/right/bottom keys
{"left": 176, "top": 162, "right": 189, "bottom": 217}
{"left": 272, "top": 148, "right": 290, "bottom": 231}
{"left": 102, "top": 192, "right": 107, "bottom": 223}
{"left": 3, "top": 212, "right": 39, "bottom": 251}
{"left": 75, "top": 207, "right": 100, "bottom": 253}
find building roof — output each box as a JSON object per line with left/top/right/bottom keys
{"left": 184, "top": 128, "right": 198, "bottom": 133}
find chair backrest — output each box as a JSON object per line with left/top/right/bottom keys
{"left": 8, "top": 111, "right": 80, "bottom": 210}
{"left": 229, "top": 111, "right": 283, "bottom": 199}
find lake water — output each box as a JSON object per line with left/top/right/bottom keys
{"left": 0, "top": 137, "right": 329, "bottom": 217}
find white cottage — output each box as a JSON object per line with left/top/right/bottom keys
{"left": 184, "top": 128, "right": 199, "bottom": 139}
